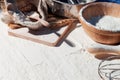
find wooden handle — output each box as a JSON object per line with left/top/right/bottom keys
{"left": 54, "top": 20, "right": 78, "bottom": 46}
{"left": 88, "top": 48, "right": 120, "bottom": 55}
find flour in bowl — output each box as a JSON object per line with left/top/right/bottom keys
{"left": 87, "top": 16, "right": 120, "bottom": 32}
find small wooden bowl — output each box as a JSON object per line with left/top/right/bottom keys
{"left": 79, "top": 2, "right": 120, "bottom": 45}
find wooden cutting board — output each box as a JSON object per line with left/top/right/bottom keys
{"left": 8, "top": 21, "right": 77, "bottom": 46}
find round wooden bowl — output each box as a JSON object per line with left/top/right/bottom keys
{"left": 79, "top": 2, "right": 120, "bottom": 45}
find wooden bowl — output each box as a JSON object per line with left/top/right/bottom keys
{"left": 79, "top": 2, "right": 120, "bottom": 45}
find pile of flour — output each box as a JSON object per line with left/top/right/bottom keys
{"left": 87, "top": 16, "right": 120, "bottom": 32}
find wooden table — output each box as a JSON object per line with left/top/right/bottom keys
{"left": 1, "top": 19, "right": 117, "bottom": 80}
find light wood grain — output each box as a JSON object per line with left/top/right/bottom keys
{"left": 1, "top": 17, "right": 119, "bottom": 80}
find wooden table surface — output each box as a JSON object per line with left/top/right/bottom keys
{"left": 1, "top": 18, "right": 118, "bottom": 80}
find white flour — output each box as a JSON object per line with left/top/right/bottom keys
{"left": 87, "top": 16, "right": 120, "bottom": 32}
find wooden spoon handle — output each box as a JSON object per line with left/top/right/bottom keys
{"left": 87, "top": 48, "right": 120, "bottom": 55}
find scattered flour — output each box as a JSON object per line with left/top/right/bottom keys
{"left": 87, "top": 16, "right": 120, "bottom": 32}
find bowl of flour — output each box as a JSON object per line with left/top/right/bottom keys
{"left": 79, "top": 2, "right": 120, "bottom": 45}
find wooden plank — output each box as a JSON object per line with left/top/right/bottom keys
{"left": 8, "top": 21, "right": 77, "bottom": 46}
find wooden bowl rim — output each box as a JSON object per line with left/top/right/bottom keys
{"left": 79, "top": 2, "right": 120, "bottom": 35}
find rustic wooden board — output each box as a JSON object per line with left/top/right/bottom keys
{"left": 8, "top": 22, "right": 77, "bottom": 46}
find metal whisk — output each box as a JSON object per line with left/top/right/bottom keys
{"left": 98, "top": 55, "right": 120, "bottom": 80}
{"left": 57, "top": 0, "right": 86, "bottom": 4}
